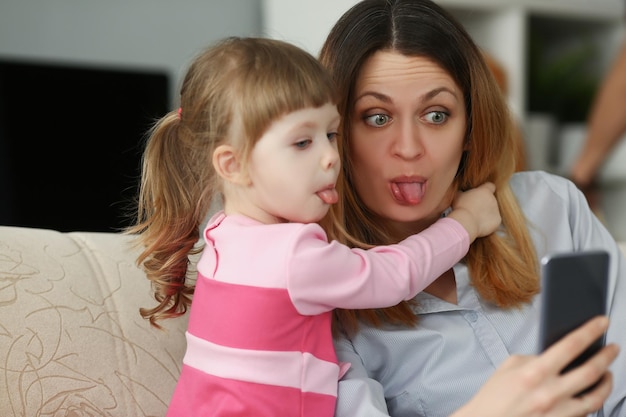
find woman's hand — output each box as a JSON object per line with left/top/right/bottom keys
{"left": 452, "top": 316, "right": 619, "bottom": 417}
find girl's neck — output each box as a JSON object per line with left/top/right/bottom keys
{"left": 223, "top": 199, "right": 281, "bottom": 225}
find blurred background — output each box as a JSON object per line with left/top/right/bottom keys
{"left": 1, "top": 0, "right": 625, "bottom": 240}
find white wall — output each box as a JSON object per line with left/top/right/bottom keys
{"left": 262, "top": 0, "right": 358, "bottom": 56}
{"left": 0, "top": 0, "right": 262, "bottom": 105}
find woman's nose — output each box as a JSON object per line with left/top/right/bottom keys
{"left": 393, "top": 121, "right": 424, "bottom": 159}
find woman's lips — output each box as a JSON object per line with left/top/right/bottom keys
{"left": 390, "top": 179, "right": 425, "bottom": 204}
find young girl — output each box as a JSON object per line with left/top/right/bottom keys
{"left": 128, "top": 36, "right": 500, "bottom": 417}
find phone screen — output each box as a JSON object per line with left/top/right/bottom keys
{"left": 539, "top": 250, "right": 609, "bottom": 393}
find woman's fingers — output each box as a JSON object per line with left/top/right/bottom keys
{"left": 540, "top": 316, "right": 619, "bottom": 400}
{"left": 563, "top": 343, "right": 619, "bottom": 395}
{"left": 581, "top": 372, "right": 613, "bottom": 414}
{"left": 562, "top": 372, "right": 614, "bottom": 417}
{"left": 539, "top": 316, "right": 609, "bottom": 375}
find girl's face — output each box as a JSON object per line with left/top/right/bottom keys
{"left": 245, "top": 102, "right": 341, "bottom": 224}
{"left": 350, "top": 51, "right": 467, "bottom": 238}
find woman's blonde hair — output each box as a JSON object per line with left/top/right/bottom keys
{"left": 319, "top": 0, "right": 539, "bottom": 335}
{"left": 127, "top": 36, "right": 338, "bottom": 327}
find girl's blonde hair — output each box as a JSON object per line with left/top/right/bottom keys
{"left": 320, "top": 0, "right": 539, "bottom": 335}
{"left": 127, "top": 37, "right": 338, "bottom": 327}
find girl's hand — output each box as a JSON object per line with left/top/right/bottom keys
{"left": 448, "top": 182, "right": 501, "bottom": 242}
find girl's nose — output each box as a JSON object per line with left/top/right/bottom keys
{"left": 322, "top": 141, "right": 340, "bottom": 170}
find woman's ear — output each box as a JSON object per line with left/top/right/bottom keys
{"left": 213, "top": 145, "right": 250, "bottom": 185}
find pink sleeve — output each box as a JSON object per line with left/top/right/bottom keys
{"left": 288, "top": 217, "right": 469, "bottom": 315}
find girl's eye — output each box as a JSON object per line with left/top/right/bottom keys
{"left": 294, "top": 139, "right": 312, "bottom": 149}
{"left": 364, "top": 113, "right": 390, "bottom": 127}
{"left": 425, "top": 111, "right": 448, "bottom": 125}
{"left": 327, "top": 132, "right": 338, "bottom": 142}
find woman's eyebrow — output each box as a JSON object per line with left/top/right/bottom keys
{"left": 354, "top": 90, "right": 392, "bottom": 104}
{"left": 422, "top": 86, "right": 458, "bottom": 101}
{"left": 356, "top": 86, "right": 458, "bottom": 105}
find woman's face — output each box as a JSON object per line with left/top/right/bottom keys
{"left": 350, "top": 51, "right": 467, "bottom": 237}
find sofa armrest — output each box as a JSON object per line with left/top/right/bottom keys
{"left": 0, "top": 226, "right": 188, "bottom": 416}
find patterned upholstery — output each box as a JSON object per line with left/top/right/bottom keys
{"left": 0, "top": 227, "right": 191, "bottom": 417}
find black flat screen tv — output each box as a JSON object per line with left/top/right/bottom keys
{"left": 0, "top": 59, "right": 169, "bottom": 232}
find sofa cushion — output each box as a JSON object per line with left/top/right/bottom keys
{"left": 0, "top": 226, "right": 189, "bottom": 417}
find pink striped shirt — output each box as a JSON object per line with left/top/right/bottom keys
{"left": 166, "top": 211, "right": 469, "bottom": 416}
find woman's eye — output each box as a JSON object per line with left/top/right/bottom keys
{"left": 294, "top": 139, "right": 312, "bottom": 149}
{"left": 425, "top": 111, "right": 448, "bottom": 125}
{"left": 364, "top": 113, "right": 390, "bottom": 127}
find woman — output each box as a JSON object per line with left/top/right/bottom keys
{"left": 318, "top": 0, "right": 625, "bottom": 416}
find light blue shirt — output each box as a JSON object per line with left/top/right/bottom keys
{"left": 334, "top": 171, "right": 626, "bottom": 417}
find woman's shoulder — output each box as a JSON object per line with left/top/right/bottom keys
{"left": 508, "top": 170, "right": 588, "bottom": 224}
{"left": 509, "top": 170, "right": 576, "bottom": 199}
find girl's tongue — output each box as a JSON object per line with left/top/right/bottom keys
{"left": 317, "top": 188, "right": 339, "bottom": 204}
{"left": 391, "top": 182, "right": 424, "bottom": 204}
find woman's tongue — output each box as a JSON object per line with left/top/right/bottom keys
{"left": 391, "top": 182, "right": 424, "bottom": 204}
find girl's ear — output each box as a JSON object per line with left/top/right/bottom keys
{"left": 213, "top": 145, "right": 250, "bottom": 185}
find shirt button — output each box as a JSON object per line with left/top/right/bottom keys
{"left": 466, "top": 311, "right": 478, "bottom": 322}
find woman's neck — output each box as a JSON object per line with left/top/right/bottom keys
{"left": 360, "top": 203, "right": 459, "bottom": 303}
{"left": 423, "top": 269, "right": 458, "bottom": 304}
{"left": 383, "top": 215, "right": 459, "bottom": 304}
{"left": 385, "top": 215, "right": 442, "bottom": 242}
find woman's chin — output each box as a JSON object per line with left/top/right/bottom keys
{"left": 378, "top": 203, "right": 438, "bottom": 228}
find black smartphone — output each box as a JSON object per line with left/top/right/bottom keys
{"left": 539, "top": 250, "right": 609, "bottom": 395}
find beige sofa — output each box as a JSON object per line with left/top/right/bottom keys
{"left": 0, "top": 226, "right": 190, "bottom": 417}
{"left": 1, "top": 225, "right": 625, "bottom": 417}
